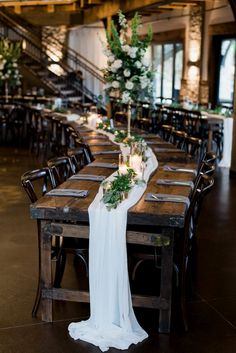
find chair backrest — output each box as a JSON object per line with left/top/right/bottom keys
{"left": 185, "top": 136, "right": 203, "bottom": 162}
{"left": 21, "top": 167, "right": 56, "bottom": 203}
{"left": 47, "top": 156, "right": 74, "bottom": 186}
{"left": 180, "top": 174, "right": 215, "bottom": 274}
{"left": 67, "top": 147, "right": 87, "bottom": 172}
{"left": 74, "top": 140, "right": 95, "bottom": 164}
{"left": 172, "top": 130, "right": 187, "bottom": 150}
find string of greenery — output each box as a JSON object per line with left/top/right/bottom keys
{"left": 97, "top": 120, "right": 144, "bottom": 146}
{"left": 102, "top": 168, "right": 144, "bottom": 210}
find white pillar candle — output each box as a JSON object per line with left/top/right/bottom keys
{"left": 130, "top": 154, "right": 142, "bottom": 175}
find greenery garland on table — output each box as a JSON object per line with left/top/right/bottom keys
{"left": 102, "top": 168, "right": 144, "bottom": 210}
{"left": 97, "top": 120, "right": 146, "bottom": 147}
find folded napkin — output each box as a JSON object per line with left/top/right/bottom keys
{"left": 145, "top": 193, "right": 190, "bottom": 206}
{"left": 154, "top": 147, "right": 184, "bottom": 153}
{"left": 156, "top": 179, "right": 194, "bottom": 189}
{"left": 88, "top": 142, "right": 112, "bottom": 146}
{"left": 163, "top": 165, "right": 197, "bottom": 175}
{"left": 147, "top": 141, "right": 171, "bottom": 145}
{"left": 84, "top": 135, "right": 107, "bottom": 140}
{"left": 46, "top": 189, "right": 88, "bottom": 197}
{"left": 93, "top": 150, "right": 121, "bottom": 155}
{"left": 70, "top": 174, "right": 106, "bottom": 181}
{"left": 89, "top": 162, "right": 118, "bottom": 169}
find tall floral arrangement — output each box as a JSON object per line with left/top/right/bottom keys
{"left": 0, "top": 38, "right": 21, "bottom": 89}
{"left": 103, "top": 11, "right": 153, "bottom": 104}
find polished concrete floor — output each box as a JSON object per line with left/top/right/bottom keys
{"left": 0, "top": 146, "right": 236, "bottom": 353}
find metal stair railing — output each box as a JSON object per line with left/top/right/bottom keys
{"left": 0, "top": 9, "right": 105, "bottom": 101}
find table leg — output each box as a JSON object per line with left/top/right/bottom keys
{"left": 207, "top": 126, "right": 213, "bottom": 152}
{"left": 40, "top": 221, "right": 53, "bottom": 322}
{"left": 158, "top": 228, "right": 174, "bottom": 333}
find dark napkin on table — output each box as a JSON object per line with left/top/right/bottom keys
{"left": 163, "top": 165, "right": 197, "bottom": 175}
{"left": 89, "top": 162, "right": 118, "bottom": 169}
{"left": 156, "top": 179, "right": 194, "bottom": 189}
{"left": 146, "top": 141, "right": 171, "bottom": 145}
{"left": 145, "top": 193, "right": 190, "bottom": 206}
{"left": 69, "top": 174, "right": 106, "bottom": 181}
{"left": 84, "top": 135, "right": 108, "bottom": 140}
{"left": 93, "top": 150, "right": 121, "bottom": 155}
{"left": 88, "top": 142, "right": 113, "bottom": 146}
{"left": 154, "top": 147, "right": 184, "bottom": 153}
{"left": 46, "top": 189, "right": 89, "bottom": 197}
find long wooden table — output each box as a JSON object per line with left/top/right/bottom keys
{"left": 30, "top": 127, "right": 197, "bottom": 333}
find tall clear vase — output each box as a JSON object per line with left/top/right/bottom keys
{"left": 5, "top": 81, "right": 9, "bottom": 103}
{"left": 127, "top": 102, "right": 131, "bottom": 137}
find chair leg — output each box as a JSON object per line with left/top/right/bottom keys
{"left": 180, "top": 258, "right": 189, "bottom": 331}
{"left": 31, "top": 282, "right": 42, "bottom": 317}
{"left": 53, "top": 249, "right": 67, "bottom": 288}
{"left": 74, "top": 250, "right": 89, "bottom": 277}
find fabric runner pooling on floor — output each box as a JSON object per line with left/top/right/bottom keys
{"left": 68, "top": 116, "right": 158, "bottom": 351}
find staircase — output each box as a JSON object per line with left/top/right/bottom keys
{"left": 0, "top": 9, "right": 105, "bottom": 105}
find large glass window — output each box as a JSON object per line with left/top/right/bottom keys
{"left": 153, "top": 42, "right": 183, "bottom": 102}
{"left": 218, "top": 39, "right": 236, "bottom": 106}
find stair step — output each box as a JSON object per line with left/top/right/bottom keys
{"left": 54, "top": 83, "right": 68, "bottom": 89}
{"left": 68, "top": 96, "right": 82, "bottom": 102}
{"left": 60, "top": 90, "right": 77, "bottom": 96}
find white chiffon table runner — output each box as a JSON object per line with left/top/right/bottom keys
{"left": 68, "top": 118, "right": 158, "bottom": 351}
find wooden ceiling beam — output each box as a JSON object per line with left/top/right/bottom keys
{"left": 83, "top": 0, "right": 177, "bottom": 24}
{"left": 0, "top": 0, "right": 76, "bottom": 7}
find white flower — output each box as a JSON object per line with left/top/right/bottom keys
{"left": 140, "top": 76, "right": 150, "bottom": 89}
{"left": 0, "top": 55, "right": 2, "bottom": 59}
{"left": 135, "top": 61, "right": 142, "bottom": 69}
{"left": 125, "top": 81, "right": 134, "bottom": 90}
{"left": 122, "top": 44, "right": 130, "bottom": 53}
{"left": 12, "top": 63, "right": 18, "bottom": 68}
{"left": 112, "top": 80, "right": 120, "bottom": 88}
{"left": 141, "top": 56, "right": 149, "bottom": 67}
{"left": 110, "top": 59, "right": 122, "bottom": 72}
{"left": 121, "top": 91, "right": 131, "bottom": 103}
{"left": 103, "top": 48, "right": 112, "bottom": 57}
{"left": 129, "top": 47, "right": 138, "bottom": 58}
{"left": 124, "top": 69, "right": 131, "bottom": 77}
{"left": 104, "top": 82, "right": 112, "bottom": 89}
{"left": 140, "top": 49, "right": 145, "bottom": 56}
{"left": 0, "top": 62, "right": 4, "bottom": 70}
{"left": 5, "top": 73, "right": 9, "bottom": 79}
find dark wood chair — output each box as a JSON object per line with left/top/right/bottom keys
{"left": 185, "top": 136, "right": 203, "bottom": 162}
{"left": 172, "top": 130, "right": 187, "bottom": 150}
{"left": 47, "top": 155, "right": 89, "bottom": 284}
{"left": 67, "top": 146, "right": 89, "bottom": 172}
{"left": 47, "top": 156, "right": 75, "bottom": 185}
{"left": 177, "top": 174, "right": 215, "bottom": 330}
{"left": 129, "top": 173, "right": 215, "bottom": 331}
{"left": 160, "top": 124, "right": 175, "bottom": 142}
{"left": 21, "top": 167, "right": 61, "bottom": 317}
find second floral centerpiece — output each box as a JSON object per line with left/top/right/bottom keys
{"left": 103, "top": 11, "right": 153, "bottom": 136}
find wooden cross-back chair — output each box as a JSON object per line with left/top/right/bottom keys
{"left": 129, "top": 170, "right": 215, "bottom": 331}
{"left": 21, "top": 167, "right": 62, "bottom": 317}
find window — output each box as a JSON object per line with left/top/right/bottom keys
{"left": 153, "top": 42, "right": 183, "bottom": 102}
{"left": 217, "top": 39, "right": 236, "bottom": 107}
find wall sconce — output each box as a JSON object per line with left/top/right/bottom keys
{"left": 22, "top": 39, "right": 26, "bottom": 51}
{"left": 188, "top": 65, "right": 199, "bottom": 82}
{"left": 189, "top": 39, "right": 200, "bottom": 63}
